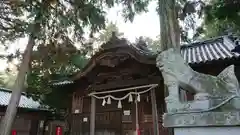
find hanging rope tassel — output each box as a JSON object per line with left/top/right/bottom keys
{"left": 107, "top": 97, "right": 111, "bottom": 104}
{"left": 88, "top": 84, "right": 158, "bottom": 109}
{"left": 137, "top": 94, "right": 140, "bottom": 102}
{"left": 128, "top": 94, "right": 133, "bottom": 102}
{"left": 102, "top": 98, "right": 106, "bottom": 106}
{"left": 118, "top": 100, "right": 122, "bottom": 108}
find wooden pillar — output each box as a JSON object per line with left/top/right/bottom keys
{"left": 151, "top": 88, "right": 159, "bottom": 135}
{"left": 90, "top": 96, "right": 96, "bottom": 135}
{"left": 135, "top": 96, "right": 139, "bottom": 135}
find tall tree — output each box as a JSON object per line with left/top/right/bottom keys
{"left": 158, "top": 1, "right": 181, "bottom": 135}
{"left": 158, "top": 0, "right": 180, "bottom": 50}
{"left": 0, "top": 1, "right": 105, "bottom": 134}
{"left": 156, "top": 0, "right": 206, "bottom": 44}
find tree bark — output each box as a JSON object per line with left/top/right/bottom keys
{"left": 158, "top": 0, "right": 180, "bottom": 135}
{"left": 0, "top": 1, "right": 51, "bottom": 134}
{"left": 158, "top": 0, "right": 180, "bottom": 50}
{"left": 0, "top": 34, "right": 35, "bottom": 135}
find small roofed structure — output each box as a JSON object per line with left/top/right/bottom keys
{"left": 0, "top": 88, "right": 71, "bottom": 135}
{"left": 0, "top": 88, "right": 46, "bottom": 110}
{"left": 53, "top": 33, "right": 240, "bottom": 135}
{"left": 0, "top": 88, "right": 50, "bottom": 135}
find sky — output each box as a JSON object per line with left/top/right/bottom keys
{"left": 106, "top": 1, "right": 160, "bottom": 41}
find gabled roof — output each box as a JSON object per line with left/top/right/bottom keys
{"left": 52, "top": 34, "right": 240, "bottom": 86}
{"left": 0, "top": 88, "right": 48, "bottom": 111}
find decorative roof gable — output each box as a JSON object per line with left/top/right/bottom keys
{"left": 52, "top": 34, "right": 240, "bottom": 85}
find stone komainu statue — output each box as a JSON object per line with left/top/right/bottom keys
{"left": 156, "top": 48, "right": 240, "bottom": 113}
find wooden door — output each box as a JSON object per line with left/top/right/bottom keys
{"left": 71, "top": 111, "right": 122, "bottom": 135}
{"left": 95, "top": 111, "right": 121, "bottom": 134}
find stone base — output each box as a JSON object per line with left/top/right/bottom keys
{"left": 163, "top": 111, "right": 240, "bottom": 127}
{"left": 174, "top": 127, "right": 240, "bottom": 135}
{"left": 166, "top": 97, "right": 240, "bottom": 113}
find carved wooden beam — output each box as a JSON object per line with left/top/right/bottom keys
{"left": 88, "top": 76, "right": 161, "bottom": 92}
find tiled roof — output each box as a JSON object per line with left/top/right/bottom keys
{"left": 180, "top": 35, "right": 240, "bottom": 64}
{"left": 52, "top": 35, "right": 240, "bottom": 85}
{"left": 0, "top": 88, "right": 48, "bottom": 110}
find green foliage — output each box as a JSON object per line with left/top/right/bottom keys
{"left": 71, "top": 54, "right": 89, "bottom": 69}
{"left": 205, "top": 0, "right": 240, "bottom": 25}
{"left": 120, "top": 0, "right": 150, "bottom": 21}
{"left": 203, "top": 0, "right": 240, "bottom": 37}
{"left": 0, "top": 73, "right": 9, "bottom": 88}
{"left": 181, "top": 0, "right": 240, "bottom": 39}
{"left": 0, "top": 72, "right": 17, "bottom": 89}
{"left": 96, "top": 22, "right": 124, "bottom": 44}
{"left": 41, "top": 85, "right": 74, "bottom": 112}
{"left": 26, "top": 43, "right": 90, "bottom": 111}
{"left": 177, "top": 0, "right": 205, "bottom": 42}
{"left": 0, "top": 0, "right": 151, "bottom": 112}
{"left": 0, "top": 1, "right": 26, "bottom": 44}
{"left": 88, "top": 22, "right": 124, "bottom": 53}
{"left": 135, "top": 36, "right": 161, "bottom": 52}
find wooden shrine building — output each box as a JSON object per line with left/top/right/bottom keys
{"left": 54, "top": 33, "right": 240, "bottom": 135}
{"left": 0, "top": 87, "right": 50, "bottom": 135}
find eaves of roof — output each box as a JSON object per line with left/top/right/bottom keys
{"left": 0, "top": 88, "right": 49, "bottom": 111}
{"left": 52, "top": 34, "right": 240, "bottom": 86}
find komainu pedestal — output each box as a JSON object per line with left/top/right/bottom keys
{"left": 157, "top": 48, "right": 240, "bottom": 135}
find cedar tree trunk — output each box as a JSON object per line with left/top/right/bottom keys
{"left": 0, "top": 34, "right": 34, "bottom": 135}
{"left": 158, "top": 0, "right": 180, "bottom": 135}
{"left": 159, "top": 0, "right": 180, "bottom": 50}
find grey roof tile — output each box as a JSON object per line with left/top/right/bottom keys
{"left": 181, "top": 35, "right": 240, "bottom": 64}
{"left": 0, "top": 88, "right": 47, "bottom": 110}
